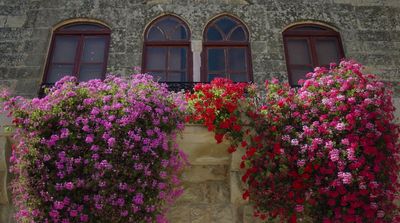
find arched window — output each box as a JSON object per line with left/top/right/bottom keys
{"left": 142, "top": 15, "right": 192, "bottom": 82}
{"left": 283, "top": 24, "right": 345, "bottom": 86}
{"left": 43, "top": 22, "right": 111, "bottom": 84}
{"left": 202, "top": 15, "right": 252, "bottom": 82}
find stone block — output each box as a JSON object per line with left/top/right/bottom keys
{"left": 176, "top": 183, "right": 206, "bottom": 204}
{"left": 230, "top": 171, "right": 247, "bottom": 205}
{"left": 205, "top": 181, "right": 230, "bottom": 204}
{"left": 0, "top": 205, "right": 14, "bottom": 223}
{"left": 210, "top": 204, "right": 236, "bottom": 223}
{"left": 182, "top": 165, "right": 228, "bottom": 183}
{"left": 178, "top": 125, "right": 230, "bottom": 165}
{"left": 5, "top": 16, "right": 26, "bottom": 28}
{"left": 0, "top": 171, "right": 9, "bottom": 204}
{"left": 190, "top": 204, "right": 211, "bottom": 223}
{"left": 167, "top": 205, "right": 191, "bottom": 223}
{"left": 0, "top": 137, "right": 9, "bottom": 171}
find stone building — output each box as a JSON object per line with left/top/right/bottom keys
{"left": 0, "top": 0, "right": 399, "bottom": 222}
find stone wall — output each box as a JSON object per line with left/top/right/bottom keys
{"left": 0, "top": 0, "right": 400, "bottom": 222}
{"left": 0, "top": 0, "right": 399, "bottom": 97}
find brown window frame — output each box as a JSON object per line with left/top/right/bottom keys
{"left": 202, "top": 15, "right": 253, "bottom": 82}
{"left": 42, "top": 22, "right": 111, "bottom": 85}
{"left": 142, "top": 15, "right": 193, "bottom": 82}
{"left": 283, "top": 24, "right": 345, "bottom": 86}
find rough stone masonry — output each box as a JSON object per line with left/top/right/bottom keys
{"left": 0, "top": 0, "right": 399, "bottom": 222}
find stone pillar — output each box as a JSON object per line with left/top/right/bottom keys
{"left": 191, "top": 40, "right": 202, "bottom": 82}
{"left": 0, "top": 113, "right": 14, "bottom": 223}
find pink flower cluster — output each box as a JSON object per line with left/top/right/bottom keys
{"left": 241, "top": 60, "right": 400, "bottom": 222}
{"left": 2, "top": 74, "right": 187, "bottom": 222}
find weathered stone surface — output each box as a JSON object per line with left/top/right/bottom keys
{"left": 0, "top": 171, "right": 8, "bottom": 204}
{"left": 0, "top": 205, "right": 14, "bottom": 223}
{"left": 182, "top": 165, "right": 228, "bottom": 183}
{"left": 177, "top": 125, "right": 230, "bottom": 165}
{"left": 0, "top": 1, "right": 399, "bottom": 222}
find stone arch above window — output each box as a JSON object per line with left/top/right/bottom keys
{"left": 283, "top": 23, "right": 345, "bottom": 86}
{"left": 142, "top": 15, "right": 192, "bottom": 82}
{"left": 43, "top": 21, "right": 111, "bottom": 86}
{"left": 202, "top": 15, "right": 252, "bottom": 82}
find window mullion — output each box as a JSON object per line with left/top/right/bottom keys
{"left": 309, "top": 37, "right": 319, "bottom": 67}
{"left": 74, "top": 35, "right": 85, "bottom": 80}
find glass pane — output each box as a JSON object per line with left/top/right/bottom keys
{"left": 47, "top": 64, "right": 74, "bottom": 83}
{"left": 287, "top": 39, "right": 311, "bottom": 64}
{"left": 149, "top": 72, "right": 166, "bottom": 82}
{"left": 167, "top": 72, "right": 186, "bottom": 82}
{"left": 208, "top": 48, "right": 225, "bottom": 71}
{"left": 216, "top": 17, "right": 237, "bottom": 35}
{"left": 169, "top": 48, "right": 187, "bottom": 70}
{"left": 52, "top": 36, "right": 79, "bottom": 63}
{"left": 62, "top": 24, "right": 106, "bottom": 31}
{"left": 147, "top": 27, "right": 165, "bottom": 41}
{"left": 82, "top": 37, "right": 106, "bottom": 63}
{"left": 78, "top": 64, "right": 103, "bottom": 82}
{"left": 146, "top": 47, "right": 167, "bottom": 70}
{"left": 228, "top": 48, "right": 246, "bottom": 71}
{"left": 158, "top": 18, "right": 188, "bottom": 40}
{"left": 208, "top": 73, "right": 226, "bottom": 81}
{"left": 207, "top": 27, "right": 223, "bottom": 41}
{"left": 289, "top": 66, "right": 313, "bottom": 86}
{"left": 229, "top": 27, "right": 246, "bottom": 41}
{"left": 316, "top": 39, "right": 340, "bottom": 66}
{"left": 170, "top": 25, "right": 187, "bottom": 40}
{"left": 230, "top": 73, "right": 248, "bottom": 82}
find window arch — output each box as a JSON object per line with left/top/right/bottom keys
{"left": 43, "top": 22, "right": 111, "bottom": 84}
{"left": 202, "top": 15, "right": 253, "bottom": 82}
{"left": 142, "top": 15, "right": 192, "bottom": 82}
{"left": 283, "top": 23, "right": 345, "bottom": 86}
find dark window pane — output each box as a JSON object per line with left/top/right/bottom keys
{"left": 316, "top": 39, "right": 340, "bottom": 66}
{"left": 47, "top": 64, "right": 74, "bottom": 83}
{"left": 82, "top": 37, "right": 106, "bottom": 63}
{"left": 230, "top": 73, "right": 248, "bottom": 82}
{"left": 149, "top": 72, "right": 166, "bottom": 82}
{"left": 228, "top": 48, "right": 246, "bottom": 71}
{"left": 78, "top": 64, "right": 103, "bottom": 81}
{"left": 207, "top": 27, "right": 223, "bottom": 41}
{"left": 287, "top": 39, "right": 311, "bottom": 64}
{"left": 169, "top": 48, "right": 187, "bottom": 70}
{"left": 289, "top": 66, "right": 313, "bottom": 86}
{"left": 147, "top": 27, "right": 165, "bottom": 41}
{"left": 216, "top": 17, "right": 237, "bottom": 35}
{"left": 146, "top": 47, "right": 167, "bottom": 70}
{"left": 208, "top": 48, "right": 225, "bottom": 71}
{"left": 52, "top": 36, "right": 79, "bottom": 63}
{"left": 208, "top": 73, "right": 226, "bottom": 81}
{"left": 158, "top": 18, "right": 188, "bottom": 40}
{"left": 170, "top": 25, "right": 188, "bottom": 40}
{"left": 167, "top": 72, "right": 187, "bottom": 82}
{"left": 229, "top": 27, "right": 246, "bottom": 41}
{"left": 62, "top": 24, "right": 105, "bottom": 31}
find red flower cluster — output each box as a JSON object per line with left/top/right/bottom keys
{"left": 186, "top": 78, "right": 254, "bottom": 150}
{"left": 186, "top": 61, "right": 400, "bottom": 222}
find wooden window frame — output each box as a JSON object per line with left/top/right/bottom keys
{"left": 202, "top": 15, "right": 253, "bottom": 82}
{"left": 142, "top": 15, "right": 193, "bottom": 82}
{"left": 42, "top": 23, "right": 111, "bottom": 85}
{"left": 283, "top": 24, "right": 345, "bottom": 86}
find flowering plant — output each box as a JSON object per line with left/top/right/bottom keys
{"left": 187, "top": 61, "right": 400, "bottom": 222}
{"left": 1, "top": 74, "right": 187, "bottom": 222}
{"left": 186, "top": 78, "right": 256, "bottom": 153}
{"left": 242, "top": 61, "right": 400, "bottom": 222}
